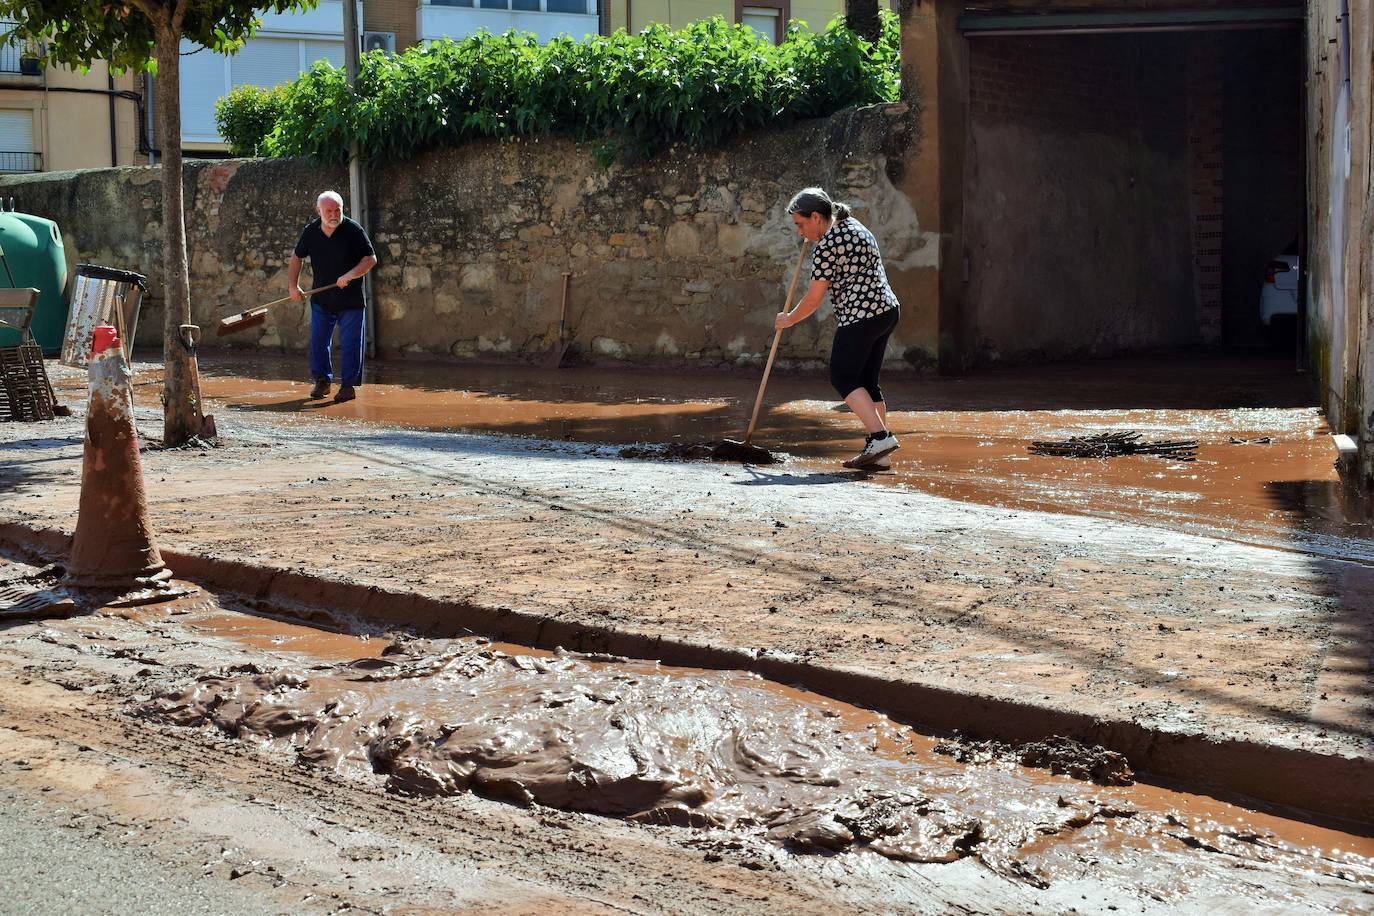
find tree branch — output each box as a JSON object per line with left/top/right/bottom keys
{"left": 127, "top": 0, "right": 169, "bottom": 29}
{"left": 172, "top": 0, "right": 189, "bottom": 36}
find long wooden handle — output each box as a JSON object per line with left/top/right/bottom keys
{"left": 558, "top": 272, "right": 570, "bottom": 336}
{"left": 247, "top": 283, "right": 336, "bottom": 313}
{"left": 744, "top": 240, "right": 810, "bottom": 445}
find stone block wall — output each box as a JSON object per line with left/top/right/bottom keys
{"left": 2, "top": 104, "right": 931, "bottom": 371}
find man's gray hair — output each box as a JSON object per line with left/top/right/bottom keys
{"left": 317, "top": 190, "right": 344, "bottom": 209}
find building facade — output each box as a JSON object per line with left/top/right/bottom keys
{"left": 0, "top": 22, "right": 150, "bottom": 173}
{"left": 0, "top": 0, "right": 858, "bottom": 165}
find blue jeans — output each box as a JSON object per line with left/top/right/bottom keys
{"left": 309, "top": 303, "right": 365, "bottom": 386}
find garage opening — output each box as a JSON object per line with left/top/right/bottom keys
{"left": 957, "top": 8, "right": 1304, "bottom": 366}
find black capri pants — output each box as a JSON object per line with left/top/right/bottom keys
{"left": 830, "top": 307, "right": 899, "bottom": 402}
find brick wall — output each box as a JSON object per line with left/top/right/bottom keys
{"left": 1187, "top": 33, "right": 1224, "bottom": 346}
{"left": 365, "top": 0, "right": 418, "bottom": 50}
{"left": 968, "top": 35, "right": 1165, "bottom": 137}
{"left": 962, "top": 33, "right": 1200, "bottom": 363}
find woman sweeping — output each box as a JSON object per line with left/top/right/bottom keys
{"left": 775, "top": 187, "right": 901, "bottom": 470}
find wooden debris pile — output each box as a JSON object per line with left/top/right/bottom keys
{"left": 1028, "top": 431, "right": 1198, "bottom": 461}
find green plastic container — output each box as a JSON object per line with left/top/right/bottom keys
{"left": 0, "top": 212, "right": 67, "bottom": 354}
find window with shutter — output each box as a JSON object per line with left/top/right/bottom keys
{"left": 0, "top": 109, "right": 37, "bottom": 172}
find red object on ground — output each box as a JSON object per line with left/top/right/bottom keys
{"left": 90, "top": 324, "right": 120, "bottom": 356}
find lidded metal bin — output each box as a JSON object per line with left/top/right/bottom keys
{"left": 61, "top": 264, "right": 148, "bottom": 367}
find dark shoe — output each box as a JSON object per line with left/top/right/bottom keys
{"left": 333, "top": 384, "right": 356, "bottom": 403}
{"left": 309, "top": 378, "right": 330, "bottom": 399}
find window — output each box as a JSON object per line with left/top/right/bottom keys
{"left": 741, "top": 5, "right": 781, "bottom": 43}
{"left": 432, "top": 0, "right": 591, "bottom": 11}
{"left": 0, "top": 110, "right": 37, "bottom": 172}
{"left": 180, "top": 36, "right": 345, "bottom": 143}
{"left": 237, "top": 39, "right": 312, "bottom": 89}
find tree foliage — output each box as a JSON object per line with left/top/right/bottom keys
{"left": 844, "top": 0, "right": 882, "bottom": 44}
{"left": 217, "top": 83, "right": 290, "bottom": 157}
{"left": 0, "top": 0, "right": 309, "bottom": 72}
{"left": 218, "top": 12, "right": 900, "bottom": 164}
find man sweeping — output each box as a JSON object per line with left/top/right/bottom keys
{"left": 288, "top": 191, "right": 378, "bottom": 404}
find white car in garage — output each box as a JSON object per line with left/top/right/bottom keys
{"left": 1260, "top": 243, "right": 1299, "bottom": 323}
{"left": 1260, "top": 241, "right": 1299, "bottom": 346}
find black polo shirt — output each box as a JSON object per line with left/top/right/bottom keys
{"left": 294, "top": 216, "right": 375, "bottom": 313}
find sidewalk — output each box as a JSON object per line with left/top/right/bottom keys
{"left": 2, "top": 360, "right": 1372, "bottom": 824}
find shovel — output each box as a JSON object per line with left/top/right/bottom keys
{"left": 543, "top": 271, "right": 573, "bottom": 368}
{"left": 218, "top": 284, "right": 334, "bottom": 336}
{"left": 179, "top": 323, "right": 217, "bottom": 440}
{"left": 711, "top": 239, "right": 811, "bottom": 464}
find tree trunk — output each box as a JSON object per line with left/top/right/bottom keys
{"left": 845, "top": 0, "right": 882, "bottom": 44}
{"left": 152, "top": 32, "right": 202, "bottom": 447}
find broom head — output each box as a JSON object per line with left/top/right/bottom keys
{"left": 711, "top": 438, "right": 778, "bottom": 464}
{"left": 217, "top": 307, "right": 268, "bottom": 336}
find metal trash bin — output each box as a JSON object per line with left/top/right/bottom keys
{"left": 61, "top": 263, "right": 147, "bottom": 368}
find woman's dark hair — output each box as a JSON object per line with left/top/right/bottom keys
{"left": 787, "top": 187, "right": 851, "bottom": 222}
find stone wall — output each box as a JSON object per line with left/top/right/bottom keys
{"left": 1, "top": 104, "right": 930, "bottom": 371}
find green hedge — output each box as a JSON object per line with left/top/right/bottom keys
{"left": 216, "top": 83, "right": 291, "bottom": 158}
{"left": 216, "top": 12, "right": 899, "bottom": 163}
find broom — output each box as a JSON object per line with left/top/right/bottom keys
{"left": 710, "top": 239, "right": 811, "bottom": 464}
{"left": 218, "top": 284, "right": 334, "bottom": 336}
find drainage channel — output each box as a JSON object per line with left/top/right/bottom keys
{"left": 5, "top": 517, "right": 1374, "bottom": 829}
{"left": 111, "top": 590, "right": 1374, "bottom": 909}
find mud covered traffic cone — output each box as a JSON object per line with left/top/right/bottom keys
{"left": 62, "top": 325, "right": 176, "bottom": 597}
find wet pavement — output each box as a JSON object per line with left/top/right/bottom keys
{"left": 95, "top": 349, "right": 1368, "bottom": 553}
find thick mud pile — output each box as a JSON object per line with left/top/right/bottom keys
{"left": 140, "top": 640, "right": 1374, "bottom": 891}
{"left": 935, "top": 734, "right": 1136, "bottom": 786}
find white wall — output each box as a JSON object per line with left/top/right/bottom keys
{"left": 418, "top": 3, "right": 599, "bottom": 43}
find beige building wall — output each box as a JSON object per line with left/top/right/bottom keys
{"left": 0, "top": 61, "right": 144, "bottom": 173}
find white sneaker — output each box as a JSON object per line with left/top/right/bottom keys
{"left": 869, "top": 453, "right": 892, "bottom": 470}
{"left": 844, "top": 433, "right": 899, "bottom": 469}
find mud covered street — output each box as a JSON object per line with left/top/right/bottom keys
{"left": 2, "top": 351, "right": 1373, "bottom": 911}
{"left": 1, "top": 567, "right": 1371, "bottom": 913}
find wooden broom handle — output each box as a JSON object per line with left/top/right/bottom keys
{"left": 744, "top": 240, "right": 810, "bottom": 445}
{"left": 257, "top": 283, "right": 336, "bottom": 310}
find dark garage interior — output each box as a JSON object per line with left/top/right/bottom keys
{"left": 958, "top": 13, "right": 1305, "bottom": 367}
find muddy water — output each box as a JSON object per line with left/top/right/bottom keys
{"left": 88, "top": 350, "right": 1362, "bottom": 549}
{"left": 52, "top": 351, "right": 1367, "bottom": 548}
{"left": 141, "top": 630, "right": 1374, "bottom": 900}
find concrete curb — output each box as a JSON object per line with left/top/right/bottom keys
{"left": 3, "top": 519, "right": 1371, "bottom": 829}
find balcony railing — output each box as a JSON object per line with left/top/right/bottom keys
{"left": 0, "top": 24, "right": 40, "bottom": 75}
{"left": 0, "top": 151, "right": 41, "bottom": 172}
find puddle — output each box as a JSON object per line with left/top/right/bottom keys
{"left": 139, "top": 634, "right": 1374, "bottom": 900}
{"left": 180, "top": 611, "right": 389, "bottom": 663}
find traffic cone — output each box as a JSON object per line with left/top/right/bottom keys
{"left": 63, "top": 324, "right": 175, "bottom": 596}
